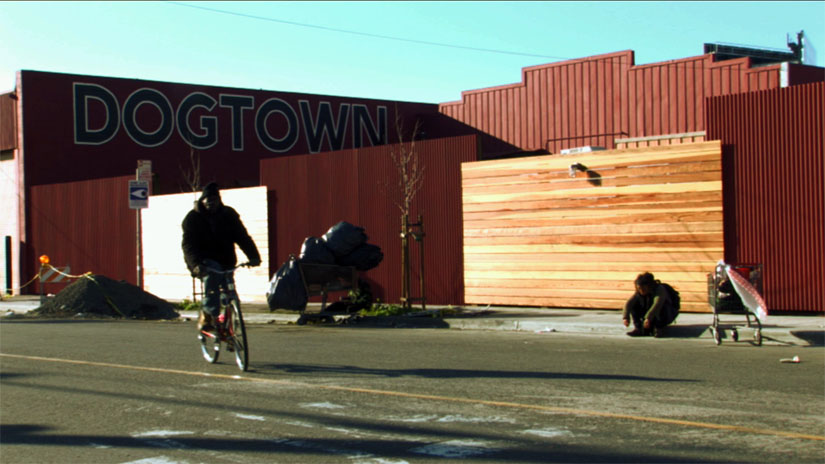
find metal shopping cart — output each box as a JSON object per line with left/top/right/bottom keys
{"left": 707, "top": 263, "right": 764, "bottom": 346}
{"left": 295, "top": 262, "right": 358, "bottom": 325}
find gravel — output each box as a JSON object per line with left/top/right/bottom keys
{"left": 29, "top": 275, "right": 180, "bottom": 320}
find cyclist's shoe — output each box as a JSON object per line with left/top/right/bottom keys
{"left": 198, "top": 312, "right": 215, "bottom": 332}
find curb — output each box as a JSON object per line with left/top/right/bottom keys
{"left": 178, "top": 310, "right": 822, "bottom": 346}
{"left": 4, "top": 299, "right": 822, "bottom": 347}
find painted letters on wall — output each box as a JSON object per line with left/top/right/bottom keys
{"left": 73, "top": 83, "right": 388, "bottom": 153}
{"left": 22, "top": 70, "right": 435, "bottom": 193}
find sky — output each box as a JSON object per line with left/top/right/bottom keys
{"left": 1, "top": 1, "right": 823, "bottom": 103}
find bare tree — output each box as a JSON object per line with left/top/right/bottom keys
{"left": 385, "top": 113, "right": 426, "bottom": 310}
{"left": 179, "top": 141, "right": 203, "bottom": 302}
{"left": 179, "top": 143, "right": 202, "bottom": 192}
{"left": 387, "top": 115, "right": 424, "bottom": 218}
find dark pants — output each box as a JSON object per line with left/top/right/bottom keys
{"left": 624, "top": 293, "right": 677, "bottom": 329}
{"left": 201, "top": 259, "right": 226, "bottom": 317}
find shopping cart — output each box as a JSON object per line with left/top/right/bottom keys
{"left": 295, "top": 262, "right": 358, "bottom": 325}
{"left": 707, "top": 263, "right": 764, "bottom": 346}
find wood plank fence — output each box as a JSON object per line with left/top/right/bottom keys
{"left": 462, "top": 141, "right": 723, "bottom": 312}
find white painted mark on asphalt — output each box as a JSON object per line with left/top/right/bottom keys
{"left": 233, "top": 413, "right": 266, "bottom": 421}
{"left": 120, "top": 457, "right": 190, "bottom": 464}
{"left": 522, "top": 427, "right": 574, "bottom": 438}
{"left": 301, "top": 401, "right": 346, "bottom": 409}
{"left": 324, "top": 426, "right": 366, "bottom": 437}
{"left": 394, "top": 414, "right": 438, "bottom": 423}
{"left": 283, "top": 420, "right": 316, "bottom": 428}
{"left": 353, "top": 459, "right": 409, "bottom": 464}
{"left": 131, "top": 430, "right": 195, "bottom": 438}
{"left": 411, "top": 439, "right": 496, "bottom": 458}
{"left": 436, "top": 414, "right": 515, "bottom": 424}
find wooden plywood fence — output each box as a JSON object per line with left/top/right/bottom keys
{"left": 462, "top": 141, "right": 723, "bottom": 313}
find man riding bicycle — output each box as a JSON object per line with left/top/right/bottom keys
{"left": 182, "top": 182, "right": 261, "bottom": 332}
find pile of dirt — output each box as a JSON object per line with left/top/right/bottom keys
{"left": 30, "top": 275, "right": 180, "bottom": 320}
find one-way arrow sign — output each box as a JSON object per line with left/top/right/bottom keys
{"left": 129, "top": 180, "right": 149, "bottom": 209}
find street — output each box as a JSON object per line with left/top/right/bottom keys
{"left": 1, "top": 319, "right": 823, "bottom": 463}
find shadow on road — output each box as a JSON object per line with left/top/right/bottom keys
{"left": 259, "top": 363, "right": 698, "bottom": 383}
{"left": 0, "top": 423, "right": 720, "bottom": 463}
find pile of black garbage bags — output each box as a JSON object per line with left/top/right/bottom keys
{"left": 267, "top": 221, "right": 383, "bottom": 311}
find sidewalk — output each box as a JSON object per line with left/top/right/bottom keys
{"left": 2, "top": 296, "right": 823, "bottom": 346}
{"left": 242, "top": 304, "right": 824, "bottom": 346}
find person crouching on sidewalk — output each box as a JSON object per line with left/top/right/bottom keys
{"left": 622, "top": 272, "right": 678, "bottom": 338}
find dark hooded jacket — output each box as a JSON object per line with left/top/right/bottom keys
{"left": 181, "top": 186, "right": 260, "bottom": 276}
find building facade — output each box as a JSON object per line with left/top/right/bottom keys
{"left": 2, "top": 46, "right": 823, "bottom": 311}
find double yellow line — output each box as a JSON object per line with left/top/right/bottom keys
{"left": 2, "top": 352, "right": 822, "bottom": 442}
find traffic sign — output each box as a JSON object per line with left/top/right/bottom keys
{"left": 129, "top": 180, "right": 149, "bottom": 209}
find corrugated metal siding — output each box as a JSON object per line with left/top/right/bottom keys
{"left": 26, "top": 176, "right": 137, "bottom": 294}
{"left": 706, "top": 82, "right": 824, "bottom": 312}
{"left": 260, "top": 135, "right": 479, "bottom": 305}
{"left": 1, "top": 92, "right": 16, "bottom": 151}
{"left": 440, "top": 52, "right": 815, "bottom": 154}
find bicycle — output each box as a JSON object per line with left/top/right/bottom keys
{"left": 197, "top": 263, "right": 251, "bottom": 371}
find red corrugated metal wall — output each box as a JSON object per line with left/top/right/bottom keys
{"left": 439, "top": 52, "right": 809, "bottom": 153}
{"left": 260, "top": 134, "right": 479, "bottom": 305}
{"left": 17, "top": 70, "right": 441, "bottom": 195}
{"left": 26, "top": 176, "right": 137, "bottom": 294}
{"left": 706, "top": 82, "right": 824, "bottom": 312}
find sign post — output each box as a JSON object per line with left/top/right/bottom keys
{"left": 131, "top": 160, "right": 151, "bottom": 288}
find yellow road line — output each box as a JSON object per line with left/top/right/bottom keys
{"left": 2, "top": 352, "right": 822, "bottom": 442}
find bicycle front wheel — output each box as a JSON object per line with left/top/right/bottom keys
{"left": 229, "top": 301, "right": 249, "bottom": 371}
{"left": 199, "top": 329, "right": 220, "bottom": 364}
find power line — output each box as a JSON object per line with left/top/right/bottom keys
{"left": 166, "top": 2, "right": 805, "bottom": 77}
{"left": 166, "top": 1, "right": 569, "bottom": 60}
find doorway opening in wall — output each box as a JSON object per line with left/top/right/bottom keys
{"left": 4, "top": 236, "right": 11, "bottom": 295}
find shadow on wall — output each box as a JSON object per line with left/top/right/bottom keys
{"left": 416, "top": 113, "right": 521, "bottom": 159}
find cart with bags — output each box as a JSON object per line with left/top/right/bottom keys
{"left": 707, "top": 262, "right": 764, "bottom": 346}
{"left": 267, "top": 221, "right": 382, "bottom": 324}
{"left": 296, "top": 261, "right": 358, "bottom": 324}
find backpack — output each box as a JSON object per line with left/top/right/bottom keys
{"left": 660, "top": 282, "right": 681, "bottom": 310}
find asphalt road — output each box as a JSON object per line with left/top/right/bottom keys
{"left": 1, "top": 319, "right": 823, "bottom": 463}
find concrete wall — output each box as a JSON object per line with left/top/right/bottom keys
{"left": 141, "top": 186, "right": 270, "bottom": 304}
{"left": 0, "top": 156, "right": 18, "bottom": 294}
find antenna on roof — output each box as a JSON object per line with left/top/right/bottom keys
{"left": 787, "top": 30, "right": 804, "bottom": 64}
{"left": 705, "top": 30, "right": 807, "bottom": 66}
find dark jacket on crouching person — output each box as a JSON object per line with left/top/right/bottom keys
{"left": 622, "top": 272, "right": 678, "bottom": 338}
{"left": 181, "top": 183, "right": 260, "bottom": 320}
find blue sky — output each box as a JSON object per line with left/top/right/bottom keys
{"left": 1, "top": 1, "right": 823, "bottom": 103}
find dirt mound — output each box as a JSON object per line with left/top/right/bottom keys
{"left": 30, "top": 275, "right": 180, "bottom": 320}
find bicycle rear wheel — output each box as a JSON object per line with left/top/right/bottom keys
{"left": 229, "top": 301, "right": 249, "bottom": 371}
{"left": 199, "top": 329, "right": 220, "bottom": 363}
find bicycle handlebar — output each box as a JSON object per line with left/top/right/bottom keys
{"left": 203, "top": 262, "right": 255, "bottom": 274}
